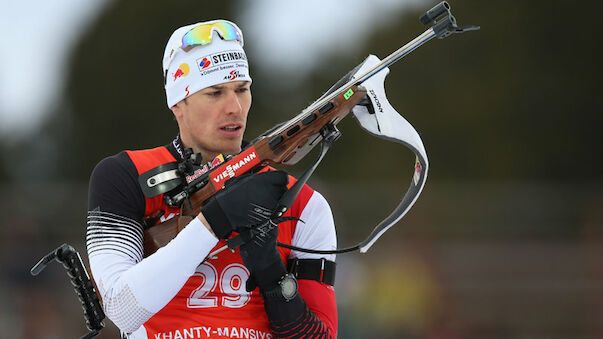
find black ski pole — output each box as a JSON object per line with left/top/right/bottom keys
{"left": 31, "top": 244, "right": 105, "bottom": 339}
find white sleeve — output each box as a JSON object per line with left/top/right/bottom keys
{"left": 87, "top": 212, "right": 218, "bottom": 333}
{"left": 290, "top": 191, "right": 337, "bottom": 262}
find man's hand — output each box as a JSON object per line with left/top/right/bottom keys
{"left": 240, "top": 220, "right": 287, "bottom": 292}
{"left": 200, "top": 170, "right": 288, "bottom": 239}
{"left": 239, "top": 221, "right": 281, "bottom": 272}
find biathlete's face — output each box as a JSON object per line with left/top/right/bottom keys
{"left": 172, "top": 80, "right": 251, "bottom": 161}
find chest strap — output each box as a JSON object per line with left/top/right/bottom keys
{"left": 287, "top": 258, "right": 336, "bottom": 286}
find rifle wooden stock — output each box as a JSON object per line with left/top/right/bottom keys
{"left": 143, "top": 85, "right": 366, "bottom": 256}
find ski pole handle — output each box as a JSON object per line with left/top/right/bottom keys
{"left": 31, "top": 244, "right": 105, "bottom": 339}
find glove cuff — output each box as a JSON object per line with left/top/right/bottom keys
{"left": 201, "top": 198, "right": 232, "bottom": 239}
{"left": 254, "top": 260, "right": 288, "bottom": 292}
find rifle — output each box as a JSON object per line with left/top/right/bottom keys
{"left": 140, "top": 1, "right": 479, "bottom": 256}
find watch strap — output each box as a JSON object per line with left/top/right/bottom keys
{"left": 261, "top": 273, "right": 297, "bottom": 302}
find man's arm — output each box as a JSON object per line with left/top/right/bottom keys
{"left": 86, "top": 153, "right": 218, "bottom": 333}
{"left": 288, "top": 190, "right": 338, "bottom": 335}
{"left": 239, "top": 189, "right": 338, "bottom": 338}
{"left": 268, "top": 190, "right": 337, "bottom": 338}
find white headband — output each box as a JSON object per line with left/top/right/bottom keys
{"left": 163, "top": 21, "right": 252, "bottom": 108}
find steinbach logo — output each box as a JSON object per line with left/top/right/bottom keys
{"left": 199, "top": 57, "right": 211, "bottom": 69}
{"left": 211, "top": 50, "right": 247, "bottom": 64}
{"left": 210, "top": 147, "right": 260, "bottom": 189}
{"left": 172, "top": 63, "right": 190, "bottom": 81}
{"left": 196, "top": 50, "right": 247, "bottom": 73}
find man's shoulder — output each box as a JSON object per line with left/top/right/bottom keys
{"left": 92, "top": 151, "right": 135, "bottom": 179}
{"left": 88, "top": 150, "right": 146, "bottom": 221}
{"left": 92, "top": 145, "right": 175, "bottom": 177}
{"left": 125, "top": 146, "right": 177, "bottom": 174}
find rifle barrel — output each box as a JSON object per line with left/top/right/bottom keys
{"left": 353, "top": 28, "right": 436, "bottom": 85}
{"left": 271, "top": 27, "right": 437, "bottom": 138}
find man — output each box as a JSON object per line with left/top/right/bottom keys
{"left": 86, "top": 20, "right": 338, "bottom": 338}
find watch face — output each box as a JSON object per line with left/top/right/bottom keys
{"left": 281, "top": 275, "right": 298, "bottom": 300}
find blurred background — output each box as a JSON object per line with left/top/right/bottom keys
{"left": 1, "top": 0, "right": 601, "bottom": 338}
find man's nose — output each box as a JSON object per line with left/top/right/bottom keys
{"left": 224, "top": 90, "right": 242, "bottom": 115}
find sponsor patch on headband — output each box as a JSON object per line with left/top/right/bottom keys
{"left": 172, "top": 63, "right": 190, "bottom": 82}
{"left": 223, "top": 69, "right": 246, "bottom": 81}
{"left": 196, "top": 50, "right": 248, "bottom": 76}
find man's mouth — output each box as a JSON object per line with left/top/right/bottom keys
{"left": 220, "top": 124, "right": 242, "bottom": 131}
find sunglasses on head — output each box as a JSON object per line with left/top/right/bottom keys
{"left": 181, "top": 20, "right": 243, "bottom": 50}
{"left": 165, "top": 20, "right": 243, "bottom": 79}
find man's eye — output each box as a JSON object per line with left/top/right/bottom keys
{"left": 208, "top": 91, "right": 221, "bottom": 96}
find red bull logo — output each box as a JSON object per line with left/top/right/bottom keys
{"left": 185, "top": 155, "right": 225, "bottom": 184}
{"left": 210, "top": 155, "right": 225, "bottom": 168}
{"left": 199, "top": 58, "right": 211, "bottom": 69}
{"left": 172, "top": 63, "right": 190, "bottom": 81}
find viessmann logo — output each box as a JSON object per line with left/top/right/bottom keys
{"left": 210, "top": 147, "right": 260, "bottom": 188}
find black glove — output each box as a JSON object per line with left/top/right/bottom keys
{"left": 201, "top": 170, "right": 288, "bottom": 239}
{"left": 240, "top": 220, "right": 288, "bottom": 292}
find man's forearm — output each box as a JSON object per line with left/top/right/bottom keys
{"left": 253, "top": 261, "right": 336, "bottom": 338}
{"left": 263, "top": 295, "right": 335, "bottom": 339}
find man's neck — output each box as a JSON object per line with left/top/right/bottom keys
{"left": 175, "top": 134, "right": 241, "bottom": 163}
{"left": 174, "top": 134, "right": 204, "bottom": 160}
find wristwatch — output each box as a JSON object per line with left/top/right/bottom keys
{"left": 261, "top": 273, "right": 298, "bottom": 302}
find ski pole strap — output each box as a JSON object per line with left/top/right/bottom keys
{"left": 287, "top": 258, "right": 336, "bottom": 286}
